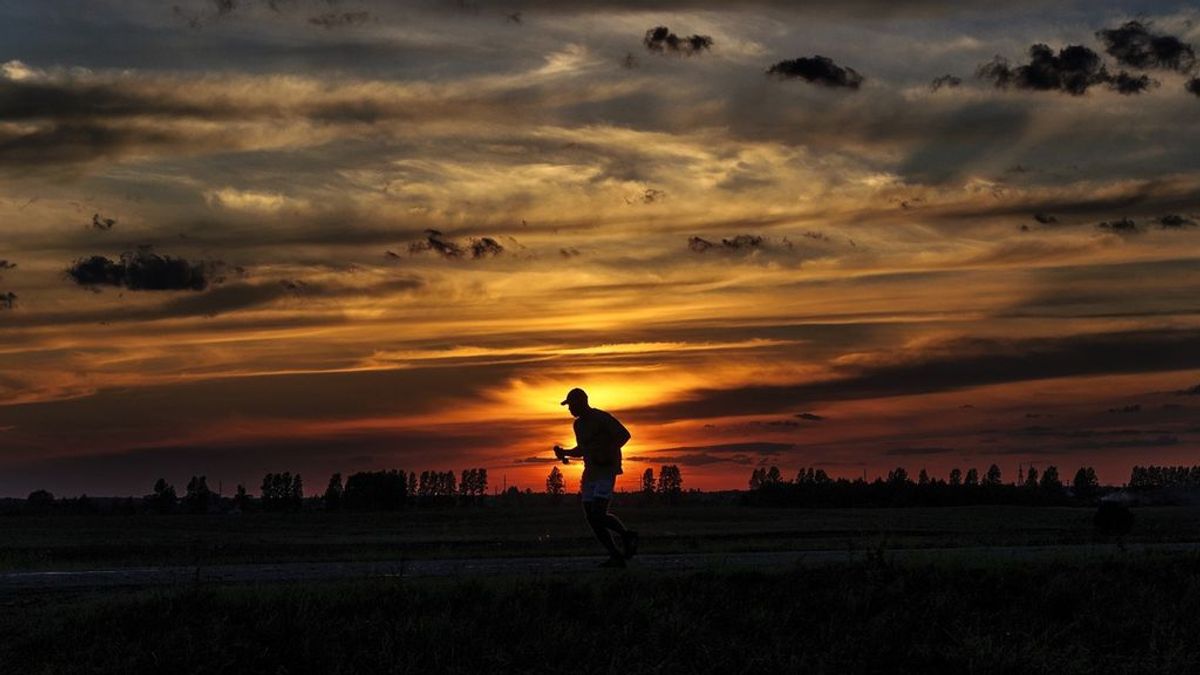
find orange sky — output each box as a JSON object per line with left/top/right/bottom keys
{"left": 1, "top": 1, "right": 1199, "bottom": 496}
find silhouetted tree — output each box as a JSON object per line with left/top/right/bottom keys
{"left": 918, "top": 469, "right": 930, "bottom": 486}
{"left": 641, "top": 468, "right": 656, "bottom": 496}
{"left": 1129, "top": 465, "right": 1200, "bottom": 490}
{"left": 984, "top": 464, "right": 1002, "bottom": 486}
{"left": 25, "top": 489, "right": 55, "bottom": 514}
{"left": 964, "top": 468, "right": 979, "bottom": 486}
{"left": 233, "top": 484, "right": 251, "bottom": 511}
{"left": 343, "top": 470, "right": 406, "bottom": 510}
{"left": 749, "top": 467, "right": 766, "bottom": 490}
{"left": 764, "top": 466, "right": 783, "bottom": 485}
{"left": 406, "top": 472, "right": 418, "bottom": 503}
{"left": 260, "top": 472, "right": 303, "bottom": 512}
{"left": 887, "top": 467, "right": 910, "bottom": 484}
{"left": 949, "top": 468, "right": 962, "bottom": 486}
{"left": 146, "top": 478, "right": 177, "bottom": 514}
{"left": 1073, "top": 467, "right": 1100, "bottom": 499}
{"left": 1023, "top": 466, "right": 1040, "bottom": 489}
{"left": 324, "top": 473, "right": 344, "bottom": 511}
{"left": 546, "top": 466, "right": 566, "bottom": 503}
{"left": 1040, "top": 466, "right": 1062, "bottom": 491}
{"left": 184, "top": 475, "right": 214, "bottom": 514}
{"left": 458, "top": 468, "right": 487, "bottom": 503}
{"left": 657, "top": 465, "right": 683, "bottom": 503}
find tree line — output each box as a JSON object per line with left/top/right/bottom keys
{"left": 543, "top": 465, "right": 684, "bottom": 504}
{"left": 744, "top": 464, "right": 1105, "bottom": 507}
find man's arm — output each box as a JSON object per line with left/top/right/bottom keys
{"left": 606, "top": 414, "right": 631, "bottom": 448}
{"left": 556, "top": 445, "right": 585, "bottom": 458}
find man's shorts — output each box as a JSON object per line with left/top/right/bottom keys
{"left": 581, "top": 474, "right": 616, "bottom": 502}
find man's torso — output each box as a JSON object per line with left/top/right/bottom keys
{"left": 574, "top": 408, "right": 624, "bottom": 478}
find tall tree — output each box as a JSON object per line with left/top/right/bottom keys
{"left": 949, "top": 468, "right": 962, "bottom": 486}
{"left": 641, "top": 468, "right": 656, "bottom": 495}
{"left": 764, "top": 466, "right": 783, "bottom": 485}
{"left": 984, "top": 464, "right": 1002, "bottom": 486}
{"left": 1040, "top": 465, "right": 1062, "bottom": 491}
{"left": 964, "top": 468, "right": 979, "bottom": 486}
{"left": 1023, "top": 466, "right": 1040, "bottom": 488}
{"left": 1073, "top": 466, "right": 1099, "bottom": 498}
{"left": 324, "top": 473, "right": 344, "bottom": 511}
{"left": 546, "top": 466, "right": 566, "bottom": 503}
{"left": 184, "top": 475, "right": 213, "bottom": 514}
{"left": 657, "top": 465, "right": 683, "bottom": 503}
{"left": 148, "top": 478, "right": 177, "bottom": 514}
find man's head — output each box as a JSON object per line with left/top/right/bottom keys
{"left": 560, "top": 387, "right": 590, "bottom": 417}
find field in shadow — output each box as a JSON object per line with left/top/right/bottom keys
{"left": 4, "top": 504, "right": 1198, "bottom": 570}
{"left": 4, "top": 553, "right": 1200, "bottom": 673}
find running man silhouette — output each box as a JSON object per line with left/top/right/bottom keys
{"left": 554, "top": 388, "right": 639, "bottom": 568}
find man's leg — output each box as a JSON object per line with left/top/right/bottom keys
{"left": 604, "top": 509, "right": 639, "bottom": 559}
{"left": 584, "top": 498, "right": 623, "bottom": 558}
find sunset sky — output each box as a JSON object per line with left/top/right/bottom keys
{"left": 2, "top": 0, "right": 1199, "bottom": 496}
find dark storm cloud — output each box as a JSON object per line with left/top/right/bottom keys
{"left": 929, "top": 74, "right": 962, "bottom": 92}
{"left": 687, "top": 235, "right": 767, "bottom": 253}
{"left": 632, "top": 328, "right": 1200, "bottom": 421}
{"left": 1157, "top": 215, "right": 1195, "bottom": 228}
{"left": 625, "top": 453, "right": 758, "bottom": 466}
{"left": 66, "top": 249, "right": 212, "bottom": 291}
{"left": 1, "top": 346, "right": 516, "bottom": 419}
{"left": 459, "top": 0, "right": 1029, "bottom": 16}
{"left": 515, "top": 456, "right": 559, "bottom": 464}
{"left": 883, "top": 446, "right": 957, "bottom": 456}
{"left": 1096, "top": 217, "right": 1138, "bottom": 233}
{"left": 1, "top": 276, "right": 423, "bottom": 328}
{"left": 1108, "top": 71, "right": 1156, "bottom": 95}
{"left": 1096, "top": 21, "right": 1196, "bottom": 73}
{"left": 409, "top": 230, "right": 465, "bottom": 258}
{"left": 469, "top": 237, "right": 504, "bottom": 258}
{"left": 0, "top": 123, "right": 186, "bottom": 169}
{"left": 648, "top": 442, "right": 795, "bottom": 455}
{"left": 767, "top": 56, "right": 864, "bottom": 89}
{"left": 977, "top": 44, "right": 1153, "bottom": 95}
{"left": 309, "top": 12, "right": 372, "bottom": 29}
{"left": 0, "top": 80, "right": 215, "bottom": 121}
{"left": 0, "top": 428, "right": 495, "bottom": 497}
{"left": 642, "top": 26, "right": 714, "bottom": 56}
{"left": 408, "top": 230, "right": 505, "bottom": 259}
{"left": 0, "top": 292, "right": 16, "bottom": 310}
{"left": 936, "top": 178, "right": 1200, "bottom": 222}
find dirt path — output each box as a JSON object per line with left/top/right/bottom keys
{"left": 3, "top": 543, "right": 1198, "bottom": 593}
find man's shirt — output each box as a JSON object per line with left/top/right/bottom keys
{"left": 573, "top": 408, "right": 630, "bottom": 479}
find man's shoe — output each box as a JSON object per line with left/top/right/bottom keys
{"left": 622, "top": 531, "right": 640, "bottom": 559}
{"left": 599, "top": 555, "right": 626, "bottom": 568}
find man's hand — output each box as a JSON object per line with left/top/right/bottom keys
{"left": 553, "top": 445, "right": 570, "bottom": 465}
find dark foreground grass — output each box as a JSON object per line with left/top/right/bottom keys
{"left": 5, "top": 505, "right": 1199, "bottom": 570}
{"left": 5, "top": 554, "right": 1200, "bottom": 674}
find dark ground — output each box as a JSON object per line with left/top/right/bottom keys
{"left": 4, "top": 504, "right": 1198, "bottom": 673}
{"left": 5, "top": 553, "right": 1200, "bottom": 674}
{"left": 4, "top": 504, "right": 1198, "bottom": 570}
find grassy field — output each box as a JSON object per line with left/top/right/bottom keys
{"left": 1, "top": 504, "right": 1197, "bottom": 570}
{"left": 4, "top": 553, "right": 1200, "bottom": 674}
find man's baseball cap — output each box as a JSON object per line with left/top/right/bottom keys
{"left": 560, "top": 388, "right": 588, "bottom": 406}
